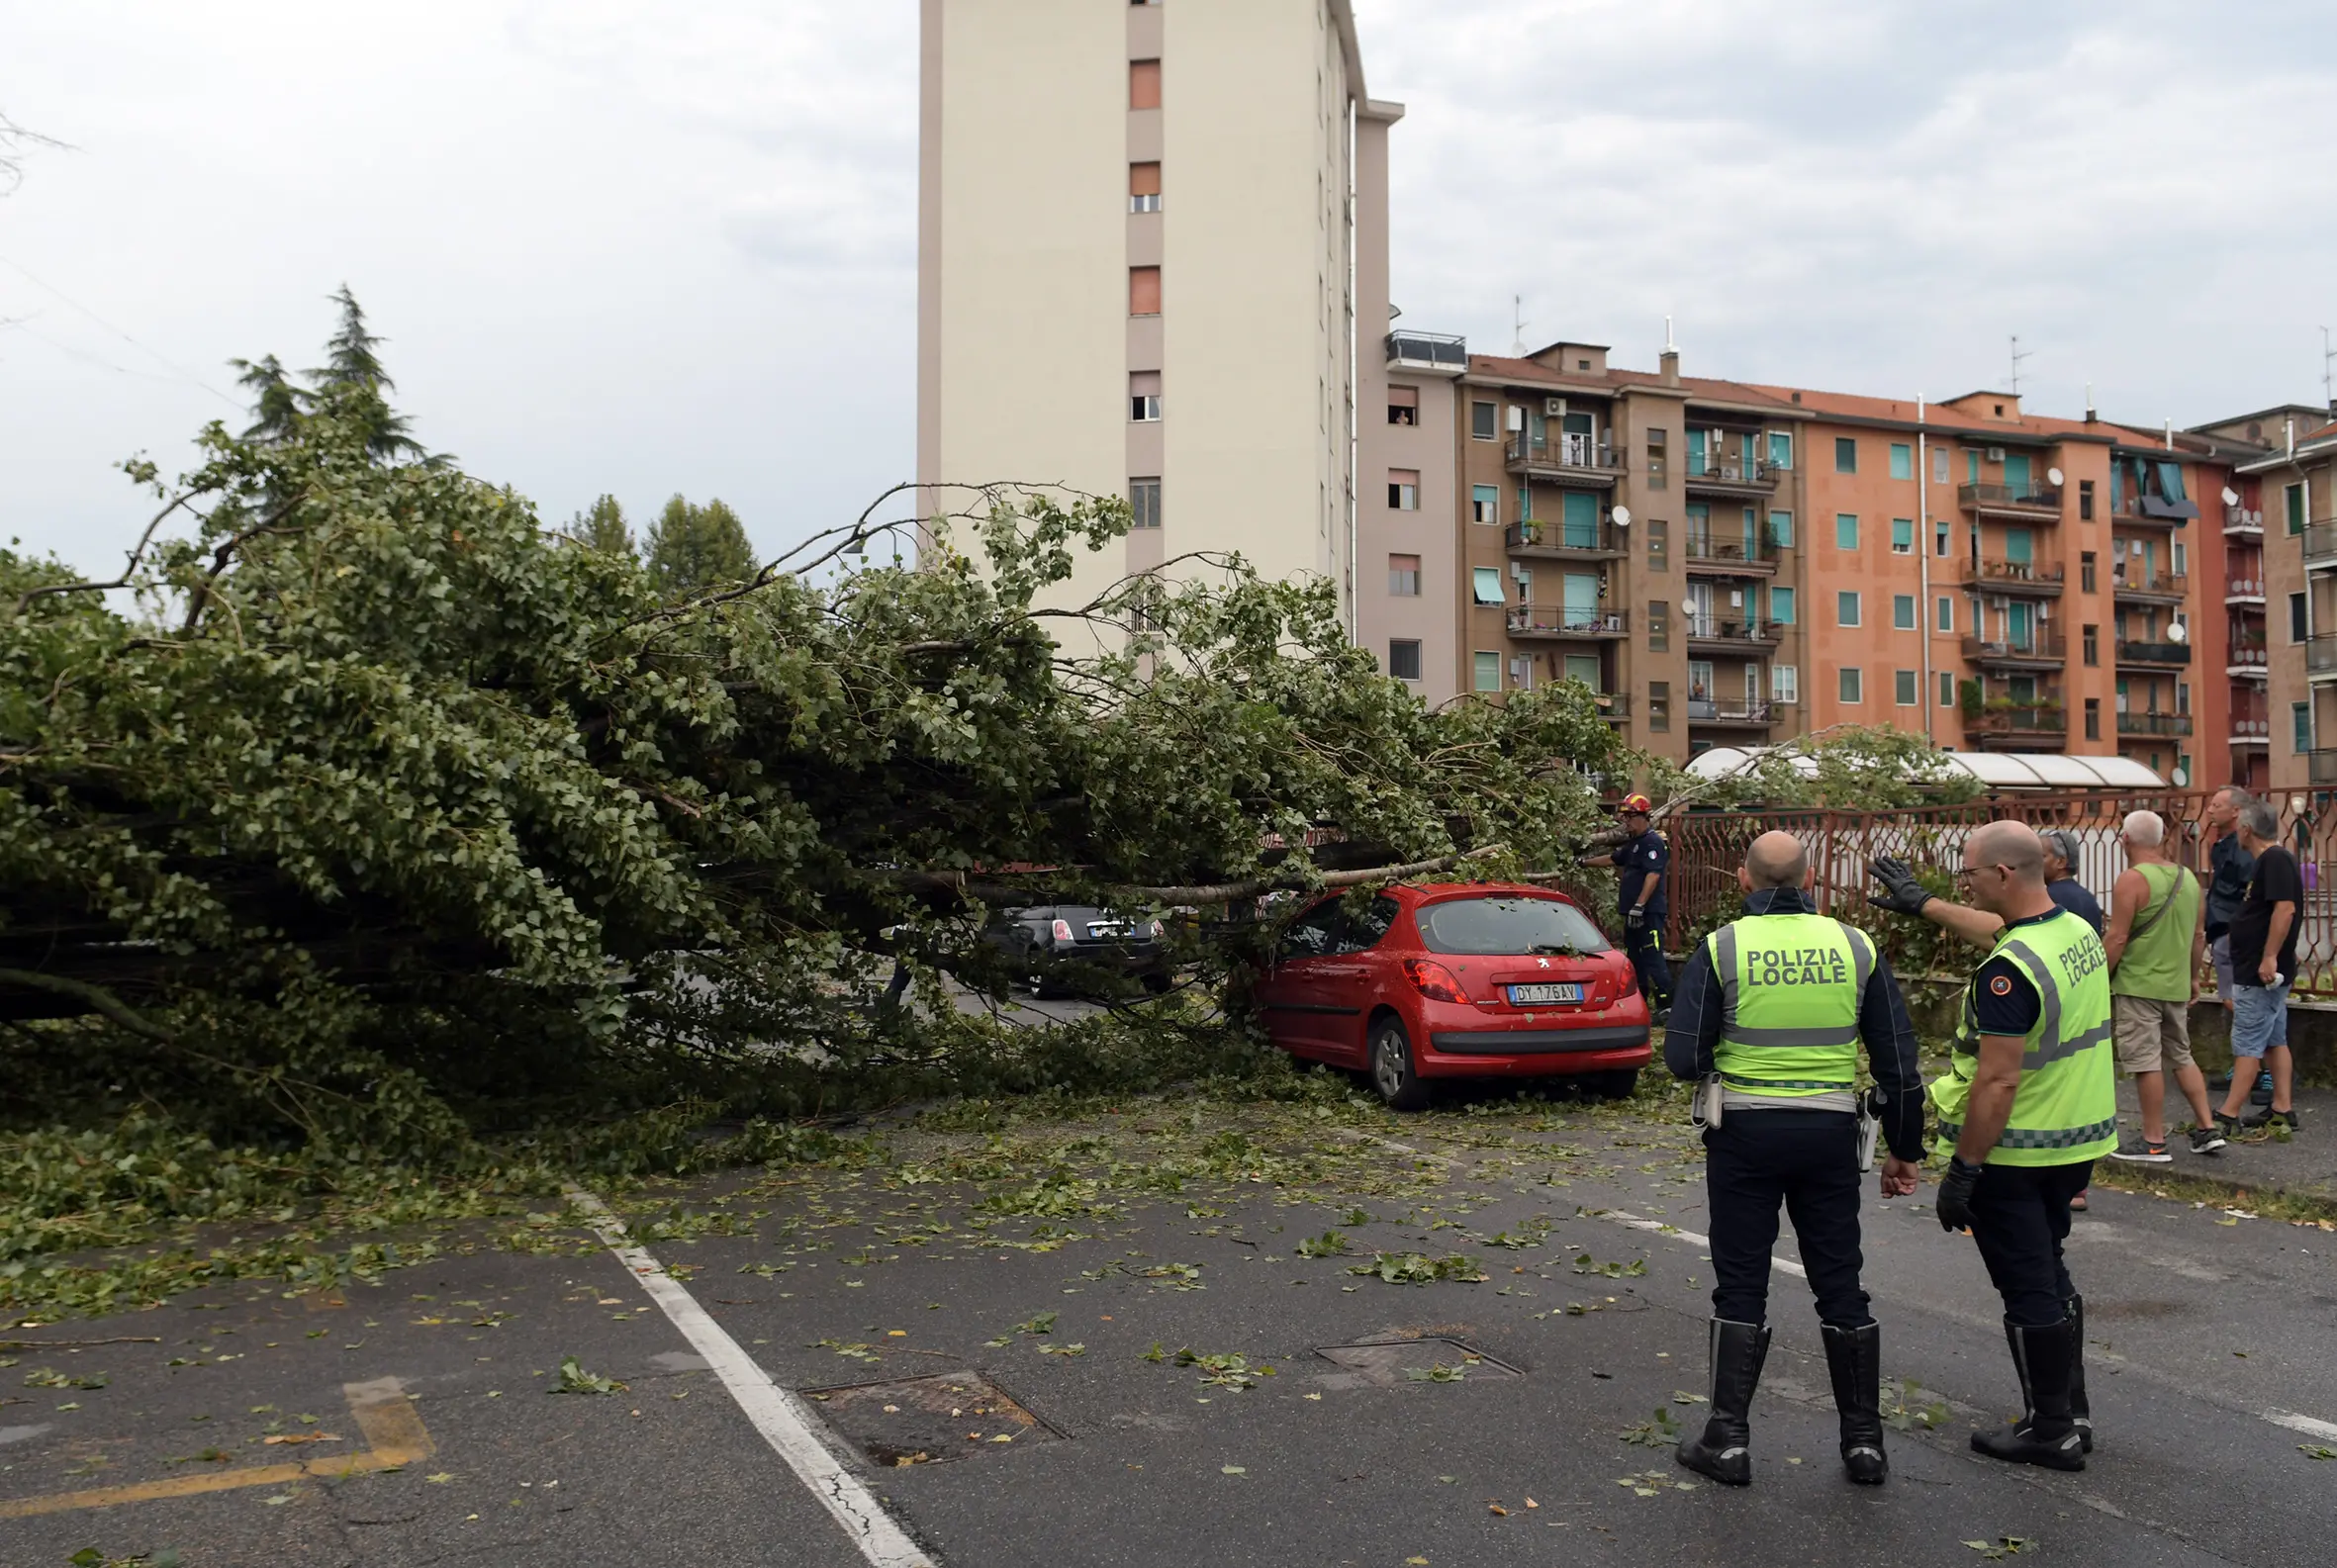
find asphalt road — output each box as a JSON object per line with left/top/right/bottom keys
{"left": 5, "top": 1101, "right": 2332, "bottom": 1568}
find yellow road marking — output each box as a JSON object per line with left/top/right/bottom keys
{"left": 0, "top": 1377, "right": 433, "bottom": 1519}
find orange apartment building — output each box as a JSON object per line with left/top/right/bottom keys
{"left": 1367, "top": 333, "right": 2278, "bottom": 791}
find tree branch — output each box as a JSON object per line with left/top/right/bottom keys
{"left": 0, "top": 967, "right": 173, "bottom": 1041}
{"left": 13, "top": 489, "right": 205, "bottom": 617}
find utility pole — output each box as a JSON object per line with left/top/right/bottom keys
{"left": 1510, "top": 295, "right": 1528, "bottom": 357}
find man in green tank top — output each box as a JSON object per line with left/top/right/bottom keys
{"left": 2103, "top": 809, "right": 2220, "bottom": 1163}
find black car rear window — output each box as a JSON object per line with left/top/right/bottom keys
{"left": 1415, "top": 896, "right": 1611, "bottom": 956}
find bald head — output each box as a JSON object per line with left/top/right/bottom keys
{"left": 1966, "top": 820, "right": 2045, "bottom": 886}
{"left": 1744, "top": 830, "right": 1810, "bottom": 889}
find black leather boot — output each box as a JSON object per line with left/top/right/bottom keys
{"left": 2063, "top": 1294, "right": 2092, "bottom": 1453}
{"left": 1971, "top": 1318, "right": 2086, "bottom": 1471}
{"left": 1821, "top": 1322, "right": 1889, "bottom": 1484}
{"left": 1677, "top": 1319, "right": 1771, "bottom": 1487}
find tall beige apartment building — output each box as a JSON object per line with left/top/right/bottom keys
{"left": 917, "top": 0, "right": 1401, "bottom": 630}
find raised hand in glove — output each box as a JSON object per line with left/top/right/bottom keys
{"left": 1868, "top": 855, "right": 1935, "bottom": 918}
{"left": 1934, "top": 1155, "right": 1984, "bottom": 1233}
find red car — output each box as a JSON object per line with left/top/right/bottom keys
{"left": 1250, "top": 881, "right": 1652, "bottom": 1109}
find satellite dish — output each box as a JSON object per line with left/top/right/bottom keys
{"left": 2222, "top": 486, "right": 2241, "bottom": 507}
{"left": 2171, "top": 767, "right": 2191, "bottom": 787}
{"left": 1610, "top": 506, "right": 1633, "bottom": 528}
{"left": 2048, "top": 467, "right": 2065, "bottom": 487}
{"left": 2168, "top": 620, "right": 2189, "bottom": 643}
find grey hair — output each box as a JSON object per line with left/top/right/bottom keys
{"left": 2122, "top": 809, "right": 2166, "bottom": 847}
{"left": 2037, "top": 827, "right": 2081, "bottom": 869}
{"left": 2216, "top": 784, "right": 2255, "bottom": 809}
{"left": 2240, "top": 799, "right": 2280, "bottom": 840}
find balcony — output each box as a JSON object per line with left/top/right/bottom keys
{"left": 1505, "top": 432, "right": 1620, "bottom": 485}
{"left": 1683, "top": 533, "right": 1780, "bottom": 578}
{"left": 1505, "top": 518, "right": 1625, "bottom": 561}
{"left": 1682, "top": 457, "right": 1781, "bottom": 497}
{"left": 1386, "top": 330, "right": 1466, "bottom": 375}
{"left": 1963, "top": 632, "right": 2066, "bottom": 669}
{"left": 1687, "top": 617, "right": 1784, "bottom": 653}
{"left": 2114, "top": 637, "right": 2192, "bottom": 668}
{"left": 1959, "top": 558, "right": 2064, "bottom": 597}
{"left": 1964, "top": 701, "right": 2067, "bottom": 744}
{"left": 2229, "top": 706, "right": 2270, "bottom": 746}
{"left": 2223, "top": 505, "right": 2265, "bottom": 537}
{"left": 2116, "top": 711, "right": 2194, "bottom": 738}
{"left": 2308, "top": 634, "right": 2337, "bottom": 682}
{"left": 1687, "top": 697, "right": 1777, "bottom": 729}
{"left": 1587, "top": 691, "right": 1631, "bottom": 722}
{"left": 1508, "top": 604, "right": 1628, "bottom": 640}
{"left": 2227, "top": 639, "right": 2269, "bottom": 678}
{"left": 2224, "top": 573, "right": 2266, "bottom": 604}
{"left": 2304, "top": 520, "right": 2337, "bottom": 570}
{"left": 2310, "top": 749, "right": 2337, "bottom": 786}
{"left": 2111, "top": 570, "right": 2188, "bottom": 603}
{"left": 1958, "top": 482, "right": 2062, "bottom": 518}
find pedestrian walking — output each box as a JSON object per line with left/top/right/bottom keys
{"left": 1665, "top": 831, "right": 1925, "bottom": 1488}
{"left": 2102, "top": 810, "right": 2222, "bottom": 1162}
{"left": 1585, "top": 792, "right": 1672, "bottom": 1019}
{"left": 2213, "top": 799, "right": 2302, "bottom": 1138}
{"left": 2200, "top": 786, "right": 2256, "bottom": 1019}
{"left": 1911, "top": 821, "right": 2116, "bottom": 1471}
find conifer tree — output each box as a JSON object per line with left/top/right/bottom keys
{"left": 645, "top": 495, "right": 757, "bottom": 592}
{"left": 574, "top": 495, "right": 633, "bottom": 556}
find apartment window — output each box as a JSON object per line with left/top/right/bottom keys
{"left": 1835, "top": 513, "right": 1859, "bottom": 550}
{"left": 1388, "top": 554, "right": 1421, "bottom": 597}
{"left": 1893, "top": 594, "right": 1916, "bottom": 630}
{"left": 1129, "top": 59, "right": 1162, "bottom": 109}
{"left": 1938, "top": 671, "right": 1956, "bottom": 708}
{"left": 1891, "top": 517, "right": 1914, "bottom": 554}
{"left": 1648, "top": 600, "right": 1670, "bottom": 653}
{"left": 1768, "top": 509, "right": 1793, "bottom": 548}
{"left": 2081, "top": 551, "right": 2097, "bottom": 594}
{"left": 2085, "top": 697, "right": 2101, "bottom": 740}
{"left": 1768, "top": 431, "right": 1793, "bottom": 472}
{"left": 2287, "top": 483, "right": 2306, "bottom": 535}
{"left": 1129, "top": 265, "right": 1162, "bottom": 316}
{"left": 2173, "top": 540, "right": 2188, "bottom": 577}
{"left": 1647, "top": 518, "right": 1668, "bottom": 572}
{"left": 2079, "top": 479, "right": 2095, "bottom": 521}
{"left": 1890, "top": 442, "right": 1913, "bottom": 481}
{"left": 1936, "top": 596, "right": 1954, "bottom": 632}
{"left": 2295, "top": 700, "right": 2313, "bottom": 754}
{"left": 1649, "top": 680, "right": 1670, "bottom": 732}
{"left": 1932, "top": 445, "right": 1949, "bottom": 484}
{"left": 1471, "top": 567, "right": 1504, "bottom": 606}
{"left": 1470, "top": 401, "right": 1497, "bottom": 441}
{"left": 1967, "top": 449, "right": 1981, "bottom": 485}
{"left": 1387, "top": 386, "right": 1417, "bottom": 426}
{"left": 2291, "top": 592, "right": 2309, "bottom": 643}
{"left": 1470, "top": 484, "right": 1499, "bottom": 524}
{"left": 1839, "top": 667, "right": 1863, "bottom": 703}
{"left": 1645, "top": 427, "right": 1667, "bottom": 488}
{"left": 1129, "top": 161, "right": 1162, "bottom": 213}
{"left": 1129, "top": 371, "right": 1161, "bottom": 422}
{"left": 1388, "top": 469, "right": 1420, "bottom": 510}
{"left": 1129, "top": 478, "right": 1162, "bottom": 529}
{"left": 1388, "top": 640, "right": 1423, "bottom": 682}
{"left": 1837, "top": 591, "right": 1861, "bottom": 627}
{"left": 1473, "top": 651, "right": 1501, "bottom": 692}
{"left": 1770, "top": 586, "right": 1795, "bottom": 624}
{"left": 1834, "top": 436, "right": 1858, "bottom": 474}
{"left": 1895, "top": 669, "right": 1918, "bottom": 705}
{"left": 2082, "top": 623, "right": 2098, "bottom": 666}
{"left": 1773, "top": 665, "right": 1799, "bottom": 703}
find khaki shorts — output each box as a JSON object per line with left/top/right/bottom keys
{"left": 2112, "top": 992, "right": 2195, "bottom": 1074}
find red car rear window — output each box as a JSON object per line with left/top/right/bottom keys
{"left": 1415, "top": 896, "right": 1611, "bottom": 957}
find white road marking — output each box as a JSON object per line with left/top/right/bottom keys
{"left": 2266, "top": 1408, "right": 2337, "bottom": 1442}
{"left": 1600, "top": 1210, "right": 1808, "bottom": 1279}
{"left": 565, "top": 1184, "right": 932, "bottom": 1568}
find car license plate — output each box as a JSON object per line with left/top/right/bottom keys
{"left": 1086, "top": 922, "right": 1131, "bottom": 938}
{"left": 1507, "top": 982, "right": 1581, "bottom": 1005}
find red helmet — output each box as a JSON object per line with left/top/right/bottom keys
{"left": 1620, "top": 792, "right": 1653, "bottom": 814}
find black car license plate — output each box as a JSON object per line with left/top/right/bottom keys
{"left": 1507, "top": 982, "right": 1582, "bottom": 1005}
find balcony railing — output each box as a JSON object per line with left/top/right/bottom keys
{"left": 2304, "top": 520, "right": 2337, "bottom": 568}
{"left": 2309, "top": 749, "right": 2337, "bottom": 786}
{"left": 1963, "top": 632, "right": 2066, "bottom": 663}
{"left": 1506, "top": 432, "right": 1619, "bottom": 473}
{"left": 1683, "top": 534, "right": 1780, "bottom": 571}
{"left": 1965, "top": 703, "right": 2067, "bottom": 737}
{"left": 1960, "top": 558, "right": 2064, "bottom": 593}
{"left": 2224, "top": 505, "right": 2265, "bottom": 535}
{"left": 2229, "top": 711, "right": 2270, "bottom": 741}
{"left": 2225, "top": 575, "right": 2266, "bottom": 600}
{"left": 1686, "top": 617, "right": 1784, "bottom": 647}
{"left": 2111, "top": 570, "right": 2188, "bottom": 599}
{"left": 1507, "top": 605, "right": 1628, "bottom": 638}
{"left": 2229, "top": 637, "right": 2270, "bottom": 672}
{"left": 1958, "top": 482, "right": 2062, "bottom": 514}
{"left": 1385, "top": 330, "right": 1466, "bottom": 372}
{"left": 2116, "top": 711, "right": 2194, "bottom": 738}
{"left": 2114, "top": 638, "right": 2192, "bottom": 666}
{"left": 1587, "top": 691, "right": 1631, "bottom": 720}
{"left": 2308, "top": 634, "right": 2337, "bottom": 675}
{"left": 1506, "top": 518, "right": 1623, "bottom": 556}
{"left": 1686, "top": 698, "right": 1776, "bottom": 725}
{"left": 1682, "top": 458, "right": 1781, "bottom": 491}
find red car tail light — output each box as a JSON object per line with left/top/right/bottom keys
{"left": 1402, "top": 959, "right": 1469, "bottom": 1004}
{"left": 1051, "top": 919, "right": 1075, "bottom": 941}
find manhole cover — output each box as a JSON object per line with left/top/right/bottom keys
{"left": 1315, "top": 1338, "right": 1520, "bottom": 1387}
{"left": 802, "top": 1370, "right": 1063, "bottom": 1468}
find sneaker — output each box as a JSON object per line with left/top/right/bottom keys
{"left": 2239, "top": 1105, "right": 2275, "bottom": 1130}
{"left": 2107, "top": 1138, "right": 2172, "bottom": 1164}
{"left": 2188, "top": 1124, "right": 2227, "bottom": 1154}
{"left": 2215, "top": 1112, "right": 2244, "bottom": 1143}
{"left": 2263, "top": 1109, "right": 2300, "bottom": 1134}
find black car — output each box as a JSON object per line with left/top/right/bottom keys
{"left": 982, "top": 906, "right": 1171, "bottom": 996}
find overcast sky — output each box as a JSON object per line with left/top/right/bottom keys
{"left": 6, "top": 1, "right": 2335, "bottom": 578}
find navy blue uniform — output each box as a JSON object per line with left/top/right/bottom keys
{"left": 1610, "top": 828, "right": 1672, "bottom": 1006}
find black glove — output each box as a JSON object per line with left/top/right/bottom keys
{"left": 1625, "top": 905, "right": 1646, "bottom": 930}
{"left": 1935, "top": 1156, "right": 1984, "bottom": 1233}
{"left": 1869, "top": 855, "right": 1934, "bottom": 918}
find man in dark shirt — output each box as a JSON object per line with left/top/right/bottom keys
{"left": 2214, "top": 798, "right": 2299, "bottom": 1137}
{"left": 2201, "top": 786, "right": 2257, "bottom": 1014}
{"left": 1588, "top": 792, "right": 1672, "bottom": 1017}
{"left": 2039, "top": 829, "right": 2103, "bottom": 934}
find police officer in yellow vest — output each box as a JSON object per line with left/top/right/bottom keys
{"left": 1665, "top": 831, "right": 1926, "bottom": 1488}
{"left": 1915, "top": 821, "right": 2117, "bottom": 1472}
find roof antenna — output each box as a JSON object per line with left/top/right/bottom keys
{"left": 1665, "top": 315, "right": 1676, "bottom": 352}
{"left": 1510, "top": 295, "right": 1528, "bottom": 357}
{"left": 2323, "top": 325, "right": 2335, "bottom": 413}
{"left": 2085, "top": 381, "right": 2096, "bottom": 422}
{"left": 2009, "top": 334, "right": 2030, "bottom": 396}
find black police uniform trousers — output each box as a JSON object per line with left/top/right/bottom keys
{"left": 1966, "top": 1159, "right": 2094, "bottom": 1329}
{"left": 1703, "top": 1111, "right": 1870, "bottom": 1327}
{"left": 1624, "top": 919, "right": 1673, "bottom": 1006}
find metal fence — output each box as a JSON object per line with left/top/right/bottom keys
{"left": 1659, "top": 788, "right": 2337, "bottom": 996}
